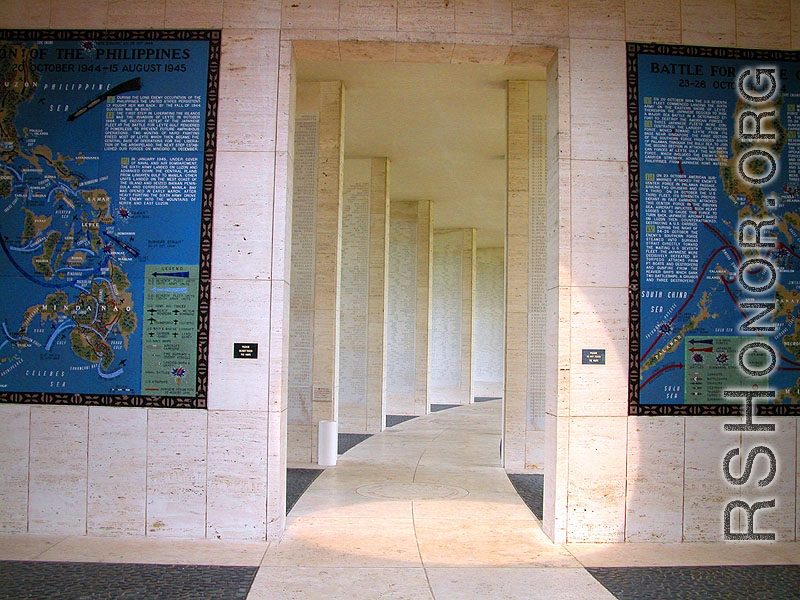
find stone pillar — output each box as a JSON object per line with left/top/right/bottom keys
{"left": 338, "top": 158, "right": 389, "bottom": 434}
{"left": 430, "top": 228, "right": 476, "bottom": 405}
{"left": 505, "top": 80, "right": 547, "bottom": 470}
{"left": 543, "top": 51, "right": 570, "bottom": 544}
{"left": 367, "top": 158, "right": 390, "bottom": 432}
{"left": 474, "top": 247, "right": 505, "bottom": 398}
{"left": 386, "top": 200, "right": 433, "bottom": 417}
{"left": 288, "top": 81, "right": 344, "bottom": 464}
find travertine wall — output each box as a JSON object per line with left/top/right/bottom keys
{"left": 506, "top": 80, "right": 547, "bottom": 472}
{"left": 287, "top": 81, "right": 344, "bottom": 465}
{"left": 474, "top": 247, "right": 505, "bottom": 398}
{"left": 386, "top": 200, "right": 433, "bottom": 416}
{"left": 2, "top": 0, "right": 800, "bottom": 545}
{"left": 430, "top": 229, "right": 476, "bottom": 405}
{"left": 338, "top": 158, "right": 389, "bottom": 434}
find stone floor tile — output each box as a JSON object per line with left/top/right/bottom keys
{"left": 247, "top": 566, "right": 434, "bottom": 599}
{"left": 426, "top": 567, "right": 617, "bottom": 599}
{"left": 0, "top": 535, "right": 64, "bottom": 561}
{"left": 414, "top": 517, "right": 579, "bottom": 568}
{"left": 566, "top": 541, "right": 798, "bottom": 568}
{"left": 35, "top": 535, "right": 268, "bottom": 566}
{"left": 261, "top": 517, "right": 422, "bottom": 568}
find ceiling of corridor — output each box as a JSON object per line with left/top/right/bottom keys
{"left": 296, "top": 59, "right": 546, "bottom": 249}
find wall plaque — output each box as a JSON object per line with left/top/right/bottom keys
{"left": 233, "top": 343, "right": 258, "bottom": 359}
{"left": 582, "top": 349, "right": 606, "bottom": 365}
{"left": 628, "top": 43, "right": 800, "bottom": 416}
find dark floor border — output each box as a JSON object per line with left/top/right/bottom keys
{"left": 386, "top": 414, "right": 418, "bottom": 427}
{"left": 0, "top": 561, "right": 257, "bottom": 600}
{"left": 430, "top": 403, "right": 459, "bottom": 412}
{"left": 338, "top": 433, "right": 372, "bottom": 454}
{"left": 588, "top": 564, "right": 800, "bottom": 600}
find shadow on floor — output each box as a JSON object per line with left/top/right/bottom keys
{"left": 507, "top": 473, "right": 544, "bottom": 521}
{"left": 286, "top": 469, "right": 323, "bottom": 515}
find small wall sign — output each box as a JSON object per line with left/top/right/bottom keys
{"left": 233, "top": 343, "right": 258, "bottom": 359}
{"left": 582, "top": 349, "right": 606, "bottom": 365}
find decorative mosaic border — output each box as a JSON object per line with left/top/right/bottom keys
{"left": 0, "top": 29, "right": 219, "bottom": 409}
{"left": 627, "top": 42, "right": 800, "bottom": 417}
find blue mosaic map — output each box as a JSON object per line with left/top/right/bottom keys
{"left": 636, "top": 51, "right": 800, "bottom": 407}
{"left": 0, "top": 36, "right": 211, "bottom": 399}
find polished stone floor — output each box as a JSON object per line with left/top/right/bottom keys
{"left": 2, "top": 400, "right": 800, "bottom": 599}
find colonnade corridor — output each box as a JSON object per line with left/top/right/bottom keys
{"left": 251, "top": 400, "right": 614, "bottom": 599}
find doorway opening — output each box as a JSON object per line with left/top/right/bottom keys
{"left": 284, "top": 41, "right": 552, "bottom": 499}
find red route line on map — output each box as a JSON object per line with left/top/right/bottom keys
{"left": 641, "top": 362, "right": 684, "bottom": 389}
{"left": 642, "top": 241, "right": 739, "bottom": 362}
{"left": 777, "top": 241, "right": 800, "bottom": 261}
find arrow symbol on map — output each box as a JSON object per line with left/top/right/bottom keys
{"left": 152, "top": 271, "right": 190, "bottom": 278}
{"left": 97, "top": 362, "right": 124, "bottom": 379}
{"left": 101, "top": 231, "right": 140, "bottom": 258}
{"left": 67, "top": 77, "right": 142, "bottom": 121}
{"left": 689, "top": 339, "right": 714, "bottom": 345}
{"left": 688, "top": 347, "right": 713, "bottom": 352}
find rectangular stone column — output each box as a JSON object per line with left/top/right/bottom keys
{"left": 338, "top": 158, "right": 389, "bottom": 434}
{"left": 430, "top": 228, "right": 476, "bottom": 405}
{"left": 288, "top": 81, "right": 344, "bottom": 464}
{"left": 386, "top": 200, "right": 432, "bottom": 417}
{"left": 505, "top": 80, "right": 547, "bottom": 470}
{"left": 543, "top": 52, "right": 570, "bottom": 544}
{"left": 474, "top": 247, "right": 505, "bottom": 398}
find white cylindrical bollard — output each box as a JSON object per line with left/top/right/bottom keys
{"left": 318, "top": 420, "right": 338, "bottom": 466}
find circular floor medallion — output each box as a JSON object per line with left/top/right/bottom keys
{"left": 356, "top": 481, "right": 469, "bottom": 500}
